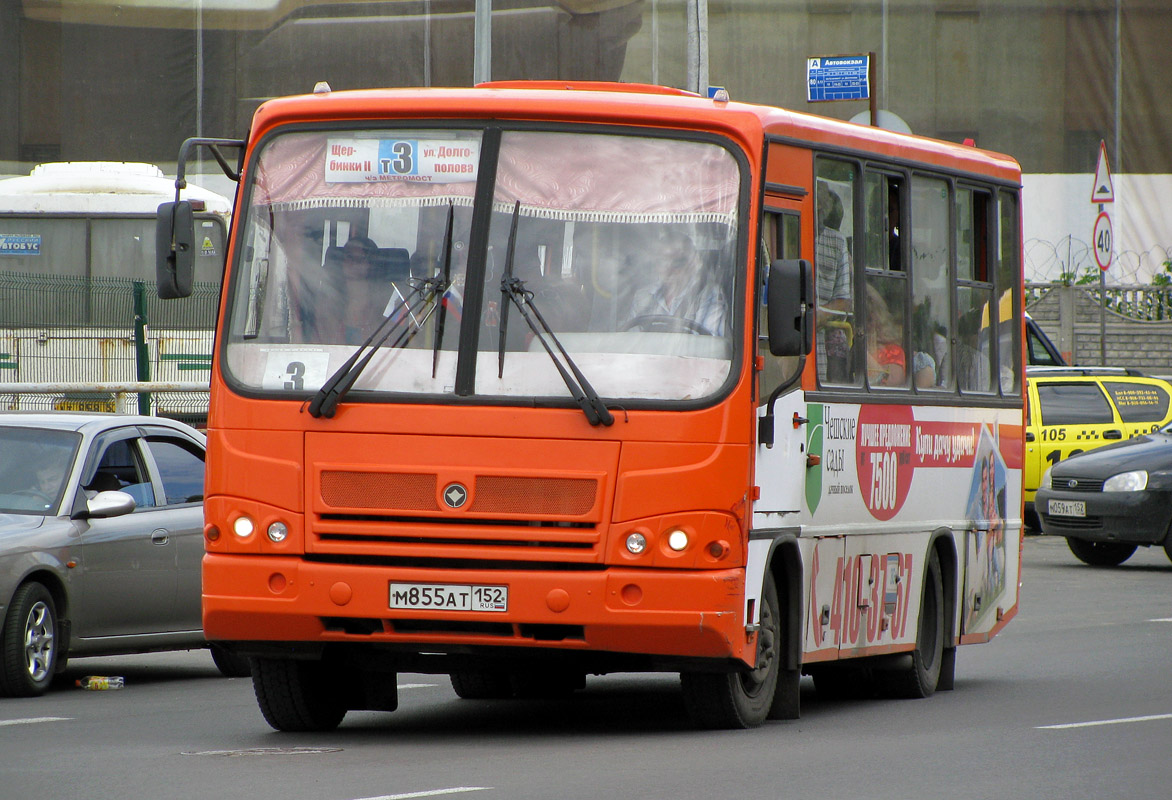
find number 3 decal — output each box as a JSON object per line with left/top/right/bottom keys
{"left": 284, "top": 361, "right": 306, "bottom": 390}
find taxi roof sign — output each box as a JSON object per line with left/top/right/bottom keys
{"left": 1091, "top": 140, "right": 1115, "bottom": 204}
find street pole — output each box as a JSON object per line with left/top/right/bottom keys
{"left": 686, "top": 0, "right": 709, "bottom": 95}
{"left": 474, "top": 0, "right": 491, "bottom": 86}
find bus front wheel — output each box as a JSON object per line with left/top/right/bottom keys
{"left": 680, "top": 574, "right": 780, "bottom": 729}
{"left": 252, "top": 657, "right": 347, "bottom": 732}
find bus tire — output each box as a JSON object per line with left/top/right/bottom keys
{"left": 885, "top": 548, "right": 944, "bottom": 699}
{"left": 680, "top": 573, "right": 780, "bottom": 729}
{"left": 1067, "top": 537, "right": 1136, "bottom": 566}
{"left": 251, "top": 657, "right": 347, "bottom": 732}
{"left": 450, "top": 669, "right": 514, "bottom": 699}
{"left": 210, "top": 643, "right": 252, "bottom": 678}
{"left": 0, "top": 582, "right": 58, "bottom": 697}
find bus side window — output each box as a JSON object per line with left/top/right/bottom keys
{"left": 911, "top": 176, "right": 953, "bottom": 391}
{"left": 865, "top": 172, "right": 903, "bottom": 272}
{"left": 758, "top": 210, "right": 802, "bottom": 401}
{"left": 998, "top": 191, "right": 1025, "bottom": 391}
{"left": 814, "top": 159, "right": 859, "bottom": 387}
{"left": 957, "top": 187, "right": 995, "bottom": 393}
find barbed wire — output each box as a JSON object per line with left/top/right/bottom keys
{"left": 1025, "top": 236, "right": 1172, "bottom": 285}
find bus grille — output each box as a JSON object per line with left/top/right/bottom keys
{"left": 319, "top": 470, "right": 598, "bottom": 517}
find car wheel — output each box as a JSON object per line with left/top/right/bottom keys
{"left": 1067, "top": 537, "right": 1136, "bottom": 566}
{"left": 880, "top": 548, "right": 945, "bottom": 699}
{"left": 251, "top": 657, "right": 347, "bottom": 732}
{"left": 210, "top": 643, "right": 252, "bottom": 678}
{"left": 680, "top": 573, "right": 780, "bottom": 729}
{"left": 450, "top": 668, "right": 514, "bottom": 699}
{"left": 0, "top": 582, "right": 59, "bottom": 697}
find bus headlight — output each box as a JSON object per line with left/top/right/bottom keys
{"left": 232, "top": 515, "right": 255, "bottom": 538}
{"left": 625, "top": 532, "right": 647, "bottom": 554}
{"left": 667, "top": 528, "right": 689, "bottom": 551}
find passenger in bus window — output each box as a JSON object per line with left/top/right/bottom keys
{"left": 815, "top": 182, "right": 853, "bottom": 383}
{"left": 912, "top": 350, "right": 937, "bottom": 388}
{"left": 626, "top": 230, "right": 726, "bottom": 336}
{"left": 865, "top": 284, "right": 906, "bottom": 387}
{"left": 888, "top": 186, "right": 902, "bottom": 271}
{"left": 299, "top": 235, "right": 398, "bottom": 345}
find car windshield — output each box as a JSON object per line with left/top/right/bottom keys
{"left": 222, "top": 126, "right": 743, "bottom": 405}
{"left": 0, "top": 427, "right": 81, "bottom": 514}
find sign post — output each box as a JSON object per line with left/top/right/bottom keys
{"left": 1091, "top": 141, "right": 1115, "bottom": 365}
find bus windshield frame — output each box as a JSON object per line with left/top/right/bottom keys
{"left": 219, "top": 122, "right": 749, "bottom": 410}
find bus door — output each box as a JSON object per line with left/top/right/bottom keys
{"left": 754, "top": 202, "right": 807, "bottom": 517}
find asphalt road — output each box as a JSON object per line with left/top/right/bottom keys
{"left": 2, "top": 534, "right": 1170, "bottom": 800}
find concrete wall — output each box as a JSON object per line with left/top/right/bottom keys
{"left": 1027, "top": 283, "right": 1172, "bottom": 376}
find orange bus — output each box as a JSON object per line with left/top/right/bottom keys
{"left": 158, "top": 81, "right": 1024, "bottom": 731}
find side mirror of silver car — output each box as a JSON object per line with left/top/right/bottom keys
{"left": 85, "top": 490, "right": 137, "bottom": 519}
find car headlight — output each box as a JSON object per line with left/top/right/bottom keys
{"left": 1039, "top": 466, "right": 1052, "bottom": 491}
{"left": 1103, "top": 470, "right": 1148, "bottom": 492}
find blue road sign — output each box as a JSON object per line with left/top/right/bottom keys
{"left": 807, "top": 55, "right": 871, "bottom": 102}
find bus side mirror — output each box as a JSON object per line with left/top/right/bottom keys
{"left": 766, "top": 258, "right": 813, "bottom": 357}
{"left": 156, "top": 200, "right": 196, "bottom": 299}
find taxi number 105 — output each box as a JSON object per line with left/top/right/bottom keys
{"left": 389, "top": 582, "right": 508, "bottom": 612}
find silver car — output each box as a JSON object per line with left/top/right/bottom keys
{"left": 0, "top": 412, "right": 247, "bottom": 696}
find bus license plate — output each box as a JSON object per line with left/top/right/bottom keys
{"left": 1048, "top": 499, "right": 1086, "bottom": 517}
{"left": 389, "top": 582, "right": 508, "bottom": 612}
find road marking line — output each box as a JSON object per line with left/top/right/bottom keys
{"left": 397, "top": 683, "right": 438, "bottom": 690}
{"left": 0, "top": 717, "right": 72, "bottom": 728}
{"left": 353, "top": 788, "right": 490, "bottom": 800}
{"left": 1149, "top": 618, "right": 1172, "bottom": 623}
{"left": 1038, "top": 713, "right": 1172, "bottom": 730}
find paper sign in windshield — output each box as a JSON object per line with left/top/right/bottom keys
{"left": 326, "top": 139, "right": 479, "bottom": 184}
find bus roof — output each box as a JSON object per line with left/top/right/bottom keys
{"left": 0, "top": 161, "right": 233, "bottom": 215}
{"left": 247, "top": 82, "right": 1020, "bottom": 185}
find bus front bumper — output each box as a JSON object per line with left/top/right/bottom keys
{"left": 203, "top": 554, "right": 750, "bottom": 663}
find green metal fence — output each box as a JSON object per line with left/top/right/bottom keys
{"left": 0, "top": 271, "right": 219, "bottom": 423}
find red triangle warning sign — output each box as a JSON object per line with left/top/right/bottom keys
{"left": 1091, "top": 140, "right": 1114, "bottom": 203}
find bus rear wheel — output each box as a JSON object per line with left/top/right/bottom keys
{"left": 680, "top": 574, "right": 780, "bottom": 729}
{"left": 882, "top": 548, "right": 944, "bottom": 699}
{"left": 252, "top": 657, "right": 347, "bottom": 732}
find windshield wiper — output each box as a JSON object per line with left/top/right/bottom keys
{"left": 307, "top": 272, "right": 448, "bottom": 419}
{"left": 432, "top": 203, "right": 455, "bottom": 379}
{"left": 496, "top": 201, "right": 613, "bottom": 427}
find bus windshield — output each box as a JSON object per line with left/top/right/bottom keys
{"left": 222, "top": 127, "right": 742, "bottom": 404}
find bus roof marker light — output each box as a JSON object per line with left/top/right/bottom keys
{"left": 313, "top": 81, "right": 332, "bottom": 95}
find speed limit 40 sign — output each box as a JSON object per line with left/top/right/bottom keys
{"left": 1093, "top": 211, "right": 1113, "bottom": 271}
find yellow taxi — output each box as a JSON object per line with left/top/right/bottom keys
{"left": 1024, "top": 366, "right": 1172, "bottom": 527}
